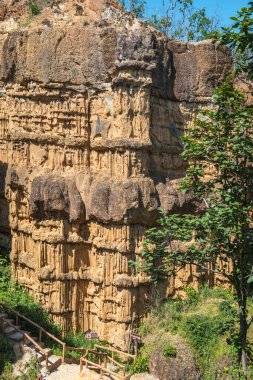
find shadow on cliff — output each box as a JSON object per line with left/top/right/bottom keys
{"left": 0, "top": 162, "right": 11, "bottom": 256}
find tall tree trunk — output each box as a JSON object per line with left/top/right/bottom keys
{"left": 237, "top": 282, "right": 248, "bottom": 376}
{"left": 239, "top": 307, "right": 248, "bottom": 375}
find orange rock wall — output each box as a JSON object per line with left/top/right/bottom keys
{"left": 0, "top": 0, "right": 231, "bottom": 348}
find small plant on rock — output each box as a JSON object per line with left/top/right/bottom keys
{"left": 161, "top": 342, "right": 177, "bottom": 359}
{"left": 128, "top": 354, "right": 149, "bottom": 375}
{"left": 28, "top": 2, "right": 40, "bottom": 16}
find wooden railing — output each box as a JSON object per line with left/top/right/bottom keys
{"left": 1, "top": 317, "right": 50, "bottom": 370}
{"left": 0, "top": 303, "right": 136, "bottom": 378}
{"left": 80, "top": 349, "right": 127, "bottom": 380}
{"left": 80, "top": 345, "right": 136, "bottom": 379}
{"left": 94, "top": 344, "right": 136, "bottom": 362}
{"left": 0, "top": 303, "right": 66, "bottom": 364}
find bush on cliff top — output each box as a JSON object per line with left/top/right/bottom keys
{"left": 137, "top": 286, "right": 253, "bottom": 380}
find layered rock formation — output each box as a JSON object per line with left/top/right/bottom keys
{"left": 0, "top": 0, "right": 231, "bottom": 347}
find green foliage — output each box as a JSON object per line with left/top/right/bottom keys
{"left": 18, "top": 357, "right": 39, "bottom": 380}
{"left": 130, "top": 0, "right": 146, "bottom": 18}
{"left": 148, "top": 0, "right": 220, "bottom": 41}
{"left": 0, "top": 282, "right": 61, "bottom": 338}
{"left": 161, "top": 342, "right": 177, "bottom": 359}
{"left": 118, "top": 0, "right": 219, "bottom": 38}
{"left": 212, "top": 2, "right": 253, "bottom": 80}
{"left": 138, "top": 287, "right": 237, "bottom": 379}
{"left": 223, "top": 364, "right": 253, "bottom": 379}
{"left": 63, "top": 332, "right": 108, "bottom": 360}
{"left": 117, "top": 0, "right": 146, "bottom": 17}
{"left": 0, "top": 357, "right": 39, "bottom": 380}
{"left": 28, "top": 2, "right": 40, "bottom": 16}
{"left": 128, "top": 354, "right": 149, "bottom": 375}
{"left": 0, "top": 363, "right": 15, "bottom": 380}
{"left": 0, "top": 334, "right": 14, "bottom": 375}
{"left": 183, "top": 315, "right": 222, "bottom": 350}
{"left": 184, "top": 287, "right": 199, "bottom": 305}
{"left": 0, "top": 249, "right": 61, "bottom": 339}
{"left": 0, "top": 250, "right": 111, "bottom": 369}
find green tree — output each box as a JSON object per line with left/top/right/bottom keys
{"left": 117, "top": 0, "right": 146, "bottom": 18}
{"left": 134, "top": 77, "right": 253, "bottom": 373}
{"left": 130, "top": 0, "right": 146, "bottom": 18}
{"left": 148, "top": 0, "right": 219, "bottom": 41}
{"left": 213, "top": 2, "right": 253, "bottom": 80}
{"left": 188, "top": 8, "right": 220, "bottom": 41}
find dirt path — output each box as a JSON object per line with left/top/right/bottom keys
{"left": 46, "top": 364, "right": 80, "bottom": 380}
{"left": 46, "top": 364, "right": 112, "bottom": 380}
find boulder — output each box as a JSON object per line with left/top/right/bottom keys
{"left": 29, "top": 175, "right": 85, "bottom": 223}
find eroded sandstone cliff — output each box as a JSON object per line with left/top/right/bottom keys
{"left": 0, "top": 0, "right": 231, "bottom": 347}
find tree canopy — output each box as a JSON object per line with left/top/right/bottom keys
{"left": 117, "top": 0, "right": 220, "bottom": 41}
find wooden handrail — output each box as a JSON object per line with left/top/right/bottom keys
{"left": 80, "top": 357, "right": 126, "bottom": 380}
{"left": 94, "top": 344, "right": 136, "bottom": 360}
{"left": 1, "top": 318, "right": 49, "bottom": 370}
{"left": 0, "top": 302, "right": 65, "bottom": 364}
{"left": 0, "top": 303, "right": 65, "bottom": 347}
{"left": 65, "top": 346, "right": 87, "bottom": 352}
{"left": 84, "top": 348, "right": 106, "bottom": 357}
{"left": 108, "top": 356, "right": 126, "bottom": 370}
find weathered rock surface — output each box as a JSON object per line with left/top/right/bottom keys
{"left": 0, "top": 0, "right": 231, "bottom": 348}
{"left": 130, "top": 374, "right": 159, "bottom": 380}
{"left": 30, "top": 175, "right": 85, "bottom": 223}
{"left": 150, "top": 346, "right": 200, "bottom": 380}
{"left": 144, "top": 332, "right": 200, "bottom": 380}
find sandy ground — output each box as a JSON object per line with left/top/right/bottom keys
{"left": 46, "top": 364, "right": 81, "bottom": 380}
{"left": 46, "top": 364, "right": 112, "bottom": 380}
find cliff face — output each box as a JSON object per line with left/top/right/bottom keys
{"left": 0, "top": 0, "right": 231, "bottom": 347}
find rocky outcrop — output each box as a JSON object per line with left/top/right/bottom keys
{"left": 143, "top": 332, "right": 200, "bottom": 380}
{"left": 30, "top": 175, "right": 85, "bottom": 223}
{"left": 0, "top": 0, "right": 231, "bottom": 348}
{"left": 150, "top": 345, "right": 200, "bottom": 380}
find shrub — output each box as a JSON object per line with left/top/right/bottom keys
{"left": 185, "top": 287, "right": 199, "bottom": 305}
{"left": 161, "top": 342, "right": 177, "bottom": 359}
{"left": 183, "top": 315, "right": 220, "bottom": 351}
{"left": 28, "top": 2, "right": 40, "bottom": 15}
{"left": 128, "top": 355, "right": 149, "bottom": 375}
{"left": 0, "top": 334, "right": 14, "bottom": 374}
{"left": 199, "top": 285, "right": 231, "bottom": 300}
{"left": 18, "top": 357, "right": 39, "bottom": 380}
{"left": 0, "top": 363, "right": 15, "bottom": 380}
{"left": 64, "top": 332, "right": 108, "bottom": 361}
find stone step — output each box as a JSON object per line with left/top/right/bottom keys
{"left": 36, "top": 348, "right": 53, "bottom": 363}
{"left": 23, "top": 338, "right": 45, "bottom": 349}
{"left": 40, "top": 355, "right": 62, "bottom": 372}
{"left": 2, "top": 318, "right": 15, "bottom": 327}
{"left": 8, "top": 331, "right": 24, "bottom": 342}
{"left": 3, "top": 325, "right": 21, "bottom": 336}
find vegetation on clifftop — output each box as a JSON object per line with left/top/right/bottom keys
{"left": 135, "top": 287, "right": 253, "bottom": 379}
{"left": 117, "top": 0, "right": 221, "bottom": 40}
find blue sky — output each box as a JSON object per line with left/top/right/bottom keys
{"left": 141, "top": 0, "right": 250, "bottom": 27}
